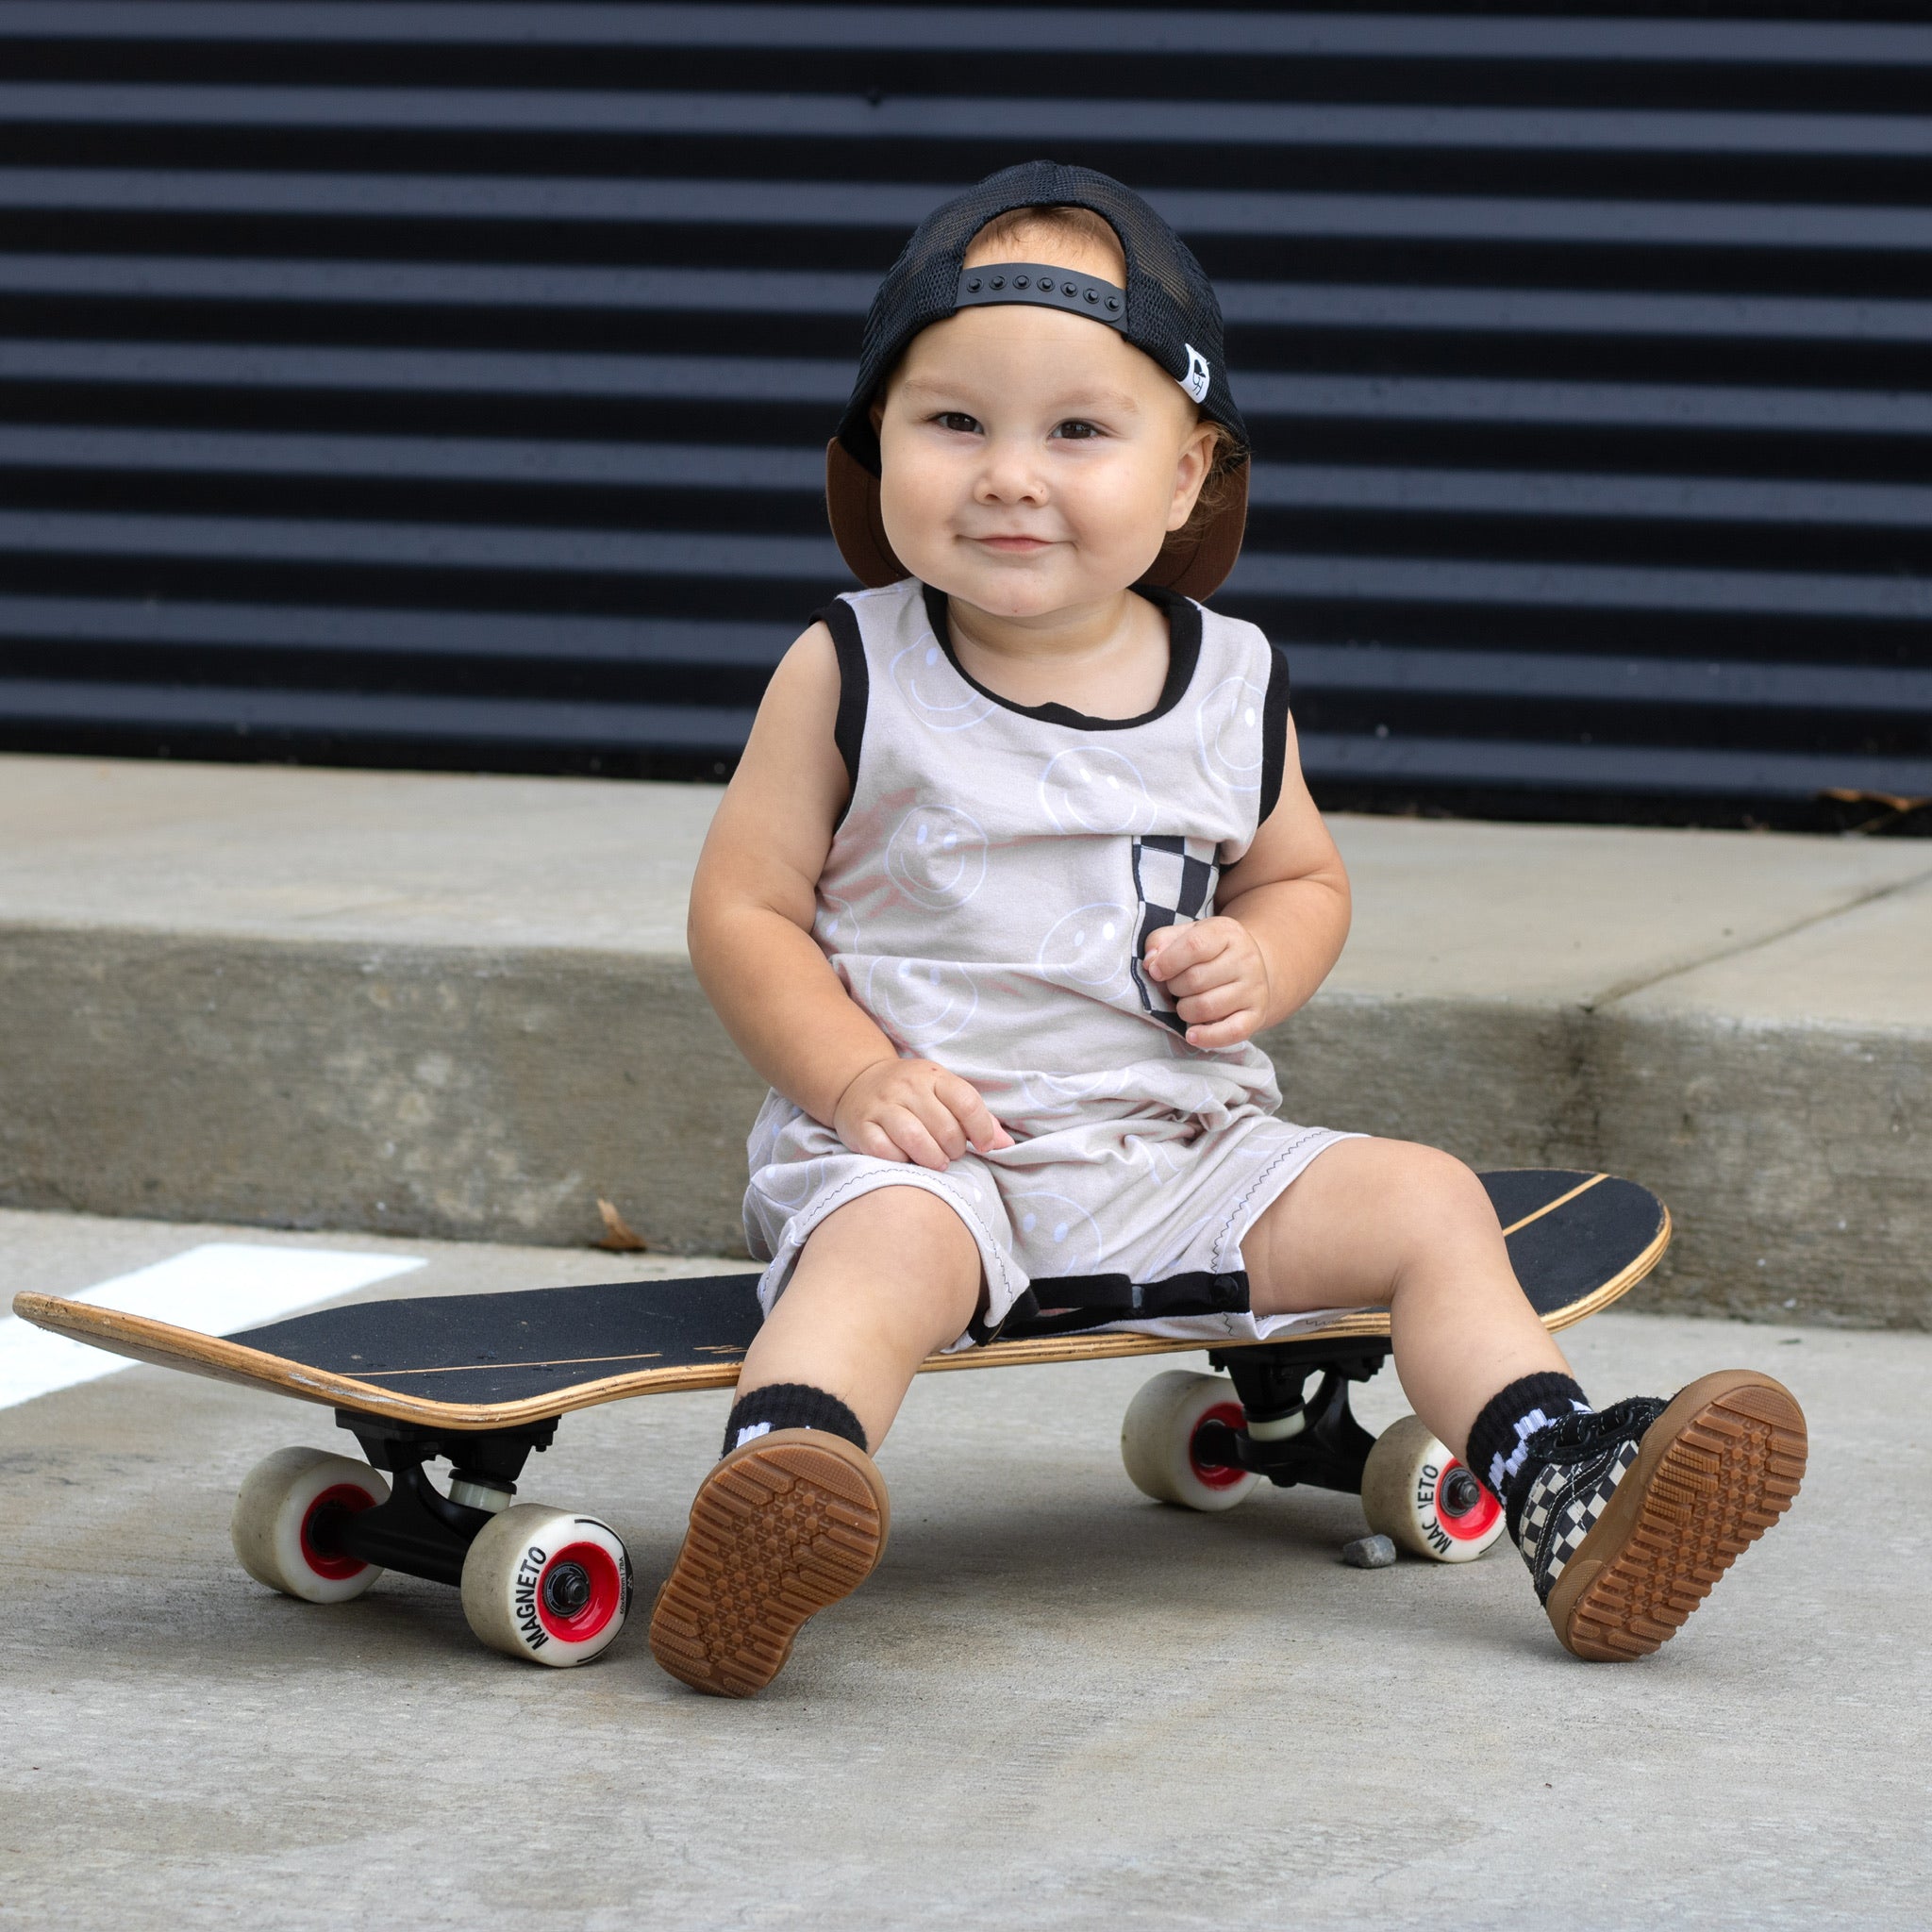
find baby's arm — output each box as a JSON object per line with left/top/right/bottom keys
{"left": 1141, "top": 708, "right": 1350, "bottom": 1049}
{"left": 688, "top": 623, "right": 1011, "bottom": 1169}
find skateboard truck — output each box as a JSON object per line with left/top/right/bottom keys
{"left": 1196, "top": 1340, "right": 1386, "bottom": 1492}
{"left": 1121, "top": 1337, "right": 1501, "bottom": 1562}
{"left": 324, "top": 1411, "right": 558, "bottom": 1589}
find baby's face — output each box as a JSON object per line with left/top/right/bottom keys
{"left": 875, "top": 283, "right": 1218, "bottom": 620}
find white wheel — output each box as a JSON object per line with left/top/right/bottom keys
{"left": 1360, "top": 1415, "right": 1504, "bottom": 1563}
{"left": 1120, "top": 1370, "right": 1261, "bottom": 1512}
{"left": 460, "top": 1505, "right": 632, "bottom": 1667}
{"left": 231, "top": 1446, "right": 390, "bottom": 1603}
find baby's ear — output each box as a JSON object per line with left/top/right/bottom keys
{"left": 1168, "top": 421, "right": 1221, "bottom": 528}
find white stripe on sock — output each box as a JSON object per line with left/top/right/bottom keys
{"left": 1490, "top": 1398, "right": 1595, "bottom": 1495}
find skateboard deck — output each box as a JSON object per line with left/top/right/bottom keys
{"left": 14, "top": 1169, "right": 1666, "bottom": 1432}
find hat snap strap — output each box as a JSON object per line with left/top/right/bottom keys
{"left": 955, "top": 262, "right": 1129, "bottom": 332}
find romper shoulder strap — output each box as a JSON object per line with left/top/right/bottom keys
{"left": 1258, "top": 638, "right": 1292, "bottom": 824}
{"left": 810, "top": 595, "right": 869, "bottom": 811}
{"left": 1196, "top": 600, "right": 1295, "bottom": 828}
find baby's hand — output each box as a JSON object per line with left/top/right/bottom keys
{"left": 832, "top": 1058, "right": 1014, "bottom": 1171}
{"left": 1142, "top": 918, "right": 1272, "bottom": 1049}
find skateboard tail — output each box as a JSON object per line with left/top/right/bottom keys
{"left": 9, "top": 1291, "right": 706, "bottom": 1429}
{"left": 11, "top": 1291, "right": 452, "bottom": 1415}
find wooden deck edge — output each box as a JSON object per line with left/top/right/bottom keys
{"left": 1541, "top": 1203, "right": 1673, "bottom": 1335}
{"left": 9, "top": 1292, "right": 747, "bottom": 1425}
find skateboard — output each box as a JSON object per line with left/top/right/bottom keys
{"left": 13, "top": 1168, "right": 1666, "bottom": 1669}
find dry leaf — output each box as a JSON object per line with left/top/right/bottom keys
{"left": 1822, "top": 788, "right": 1930, "bottom": 815}
{"left": 1820, "top": 787, "right": 1932, "bottom": 834}
{"left": 594, "top": 1198, "right": 648, "bottom": 1252}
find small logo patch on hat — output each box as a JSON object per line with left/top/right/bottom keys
{"left": 1181, "top": 345, "right": 1212, "bottom": 404}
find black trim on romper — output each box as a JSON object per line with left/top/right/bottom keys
{"left": 920, "top": 581, "right": 1204, "bottom": 731}
{"left": 813, "top": 596, "right": 869, "bottom": 827}
{"left": 1258, "top": 640, "right": 1292, "bottom": 826}
{"left": 972, "top": 1269, "right": 1252, "bottom": 1345}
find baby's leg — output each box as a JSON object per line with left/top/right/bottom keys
{"left": 1243, "top": 1137, "right": 1806, "bottom": 1660}
{"left": 733, "top": 1184, "right": 982, "bottom": 1451}
{"left": 650, "top": 1185, "right": 981, "bottom": 1697}
{"left": 1241, "top": 1137, "right": 1569, "bottom": 1459}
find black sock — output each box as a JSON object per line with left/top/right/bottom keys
{"left": 721, "top": 1382, "right": 868, "bottom": 1458}
{"left": 1465, "top": 1373, "right": 1591, "bottom": 1523}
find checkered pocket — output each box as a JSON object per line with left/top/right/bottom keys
{"left": 1128, "top": 835, "right": 1219, "bottom": 1033}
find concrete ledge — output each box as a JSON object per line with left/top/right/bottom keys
{"left": 0, "top": 928, "right": 763, "bottom": 1253}
{"left": 2, "top": 755, "right": 1927, "bottom": 1325}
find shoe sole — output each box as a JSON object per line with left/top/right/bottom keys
{"left": 1546, "top": 1369, "right": 1807, "bottom": 1662}
{"left": 648, "top": 1431, "right": 889, "bottom": 1698}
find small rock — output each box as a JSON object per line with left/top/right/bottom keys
{"left": 1342, "top": 1533, "right": 1397, "bottom": 1570}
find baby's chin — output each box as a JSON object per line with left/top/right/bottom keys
{"left": 923, "top": 544, "right": 1145, "bottom": 620}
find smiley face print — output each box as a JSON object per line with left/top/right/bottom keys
{"left": 1194, "top": 674, "right": 1265, "bottom": 791}
{"left": 884, "top": 804, "right": 989, "bottom": 910}
{"left": 1037, "top": 747, "right": 1156, "bottom": 836}
{"left": 865, "top": 955, "right": 979, "bottom": 1049}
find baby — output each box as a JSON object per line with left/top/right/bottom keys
{"left": 651, "top": 161, "right": 1807, "bottom": 1697}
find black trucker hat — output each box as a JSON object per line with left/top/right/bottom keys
{"left": 826, "top": 160, "right": 1250, "bottom": 601}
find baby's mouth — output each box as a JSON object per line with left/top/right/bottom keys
{"left": 971, "top": 534, "right": 1055, "bottom": 553}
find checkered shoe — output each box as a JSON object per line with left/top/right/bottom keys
{"left": 1510, "top": 1371, "right": 1807, "bottom": 1662}
{"left": 1511, "top": 1396, "right": 1669, "bottom": 1601}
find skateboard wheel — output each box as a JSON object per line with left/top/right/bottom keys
{"left": 231, "top": 1446, "right": 390, "bottom": 1604}
{"left": 1120, "top": 1370, "right": 1260, "bottom": 1512}
{"left": 1360, "top": 1415, "right": 1504, "bottom": 1563}
{"left": 460, "top": 1505, "right": 632, "bottom": 1668}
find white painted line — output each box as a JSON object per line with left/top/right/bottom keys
{"left": 0, "top": 1243, "right": 425, "bottom": 1412}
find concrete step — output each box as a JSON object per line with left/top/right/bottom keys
{"left": 2, "top": 753, "right": 1926, "bottom": 1326}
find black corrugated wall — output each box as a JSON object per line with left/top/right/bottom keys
{"left": 2, "top": 2, "right": 1929, "bottom": 829}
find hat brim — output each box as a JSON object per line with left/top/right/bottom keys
{"left": 824, "top": 438, "right": 1247, "bottom": 604}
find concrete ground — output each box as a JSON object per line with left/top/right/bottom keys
{"left": 4, "top": 1208, "right": 1926, "bottom": 1930}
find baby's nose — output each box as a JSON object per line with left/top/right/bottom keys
{"left": 976, "top": 438, "right": 1047, "bottom": 501}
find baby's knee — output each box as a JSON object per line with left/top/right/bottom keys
{"left": 1381, "top": 1141, "right": 1499, "bottom": 1248}
{"left": 802, "top": 1184, "right": 983, "bottom": 1316}
{"left": 815, "top": 1181, "right": 974, "bottom": 1250}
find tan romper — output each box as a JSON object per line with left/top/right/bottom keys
{"left": 742, "top": 576, "right": 1358, "bottom": 1349}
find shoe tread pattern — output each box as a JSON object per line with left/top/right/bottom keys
{"left": 648, "top": 1439, "right": 885, "bottom": 1698}
{"left": 1560, "top": 1380, "right": 1807, "bottom": 1662}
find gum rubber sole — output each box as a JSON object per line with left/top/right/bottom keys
{"left": 648, "top": 1430, "right": 889, "bottom": 1697}
{"left": 1546, "top": 1370, "right": 1807, "bottom": 1662}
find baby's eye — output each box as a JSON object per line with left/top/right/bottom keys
{"left": 934, "top": 411, "right": 981, "bottom": 435}
{"left": 1052, "top": 419, "right": 1102, "bottom": 441}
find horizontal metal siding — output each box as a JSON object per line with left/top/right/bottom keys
{"left": 0, "top": 2, "right": 1927, "bottom": 823}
